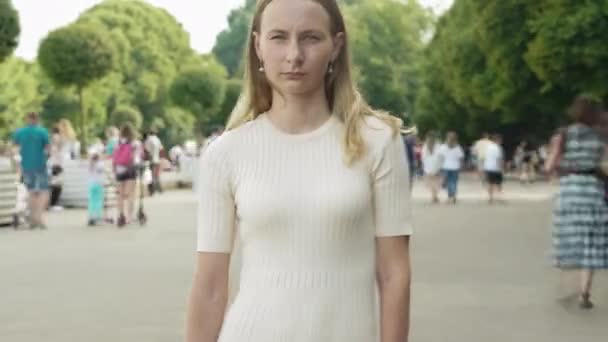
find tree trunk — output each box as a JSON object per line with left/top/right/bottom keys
{"left": 78, "top": 86, "right": 87, "bottom": 156}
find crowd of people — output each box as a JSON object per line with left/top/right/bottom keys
{"left": 1, "top": 114, "right": 201, "bottom": 229}
{"left": 405, "top": 95, "right": 608, "bottom": 309}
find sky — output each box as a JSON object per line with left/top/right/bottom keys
{"left": 13, "top": 0, "right": 453, "bottom": 61}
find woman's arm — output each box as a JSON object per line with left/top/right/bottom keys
{"left": 185, "top": 252, "right": 231, "bottom": 342}
{"left": 376, "top": 235, "right": 411, "bottom": 342}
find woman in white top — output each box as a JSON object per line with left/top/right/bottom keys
{"left": 186, "top": 1, "right": 412, "bottom": 341}
{"left": 439, "top": 131, "right": 464, "bottom": 204}
{"left": 422, "top": 131, "right": 442, "bottom": 203}
{"left": 57, "top": 119, "right": 80, "bottom": 161}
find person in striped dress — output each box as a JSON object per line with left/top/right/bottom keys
{"left": 551, "top": 95, "right": 608, "bottom": 309}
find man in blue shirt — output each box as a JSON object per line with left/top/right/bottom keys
{"left": 12, "top": 112, "right": 50, "bottom": 229}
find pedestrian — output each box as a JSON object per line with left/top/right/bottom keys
{"left": 473, "top": 132, "right": 491, "bottom": 179}
{"left": 104, "top": 126, "right": 120, "bottom": 159}
{"left": 483, "top": 134, "right": 505, "bottom": 204}
{"left": 87, "top": 152, "right": 106, "bottom": 226}
{"left": 517, "top": 140, "right": 536, "bottom": 184}
{"left": 186, "top": 1, "right": 412, "bottom": 341}
{"left": 112, "top": 124, "right": 138, "bottom": 228}
{"left": 12, "top": 112, "right": 50, "bottom": 229}
{"left": 422, "top": 131, "right": 442, "bottom": 203}
{"left": 439, "top": 131, "right": 465, "bottom": 204}
{"left": 48, "top": 126, "right": 64, "bottom": 211}
{"left": 144, "top": 128, "right": 164, "bottom": 195}
{"left": 56, "top": 119, "right": 80, "bottom": 161}
{"left": 546, "top": 95, "right": 608, "bottom": 309}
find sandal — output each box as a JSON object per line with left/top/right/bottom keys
{"left": 579, "top": 292, "right": 594, "bottom": 309}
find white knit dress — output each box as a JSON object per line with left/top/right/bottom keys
{"left": 197, "top": 114, "right": 412, "bottom": 342}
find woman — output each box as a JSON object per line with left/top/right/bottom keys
{"left": 186, "top": 1, "right": 412, "bottom": 341}
{"left": 112, "top": 124, "right": 138, "bottom": 228}
{"left": 48, "top": 126, "right": 64, "bottom": 210}
{"left": 422, "top": 131, "right": 442, "bottom": 203}
{"left": 439, "top": 131, "right": 464, "bottom": 204}
{"left": 549, "top": 96, "right": 608, "bottom": 309}
{"left": 56, "top": 119, "right": 80, "bottom": 161}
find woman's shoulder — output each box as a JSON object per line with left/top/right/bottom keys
{"left": 202, "top": 119, "right": 263, "bottom": 160}
{"left": 359, "top": 115, "right": 401, "bottom": 151}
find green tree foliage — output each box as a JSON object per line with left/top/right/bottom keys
{"left": 414, "top": 0, "right": 608, "bottom": 146}
{"left": 40, "top": 89, "right": 80, "bottom": 128}
{"left": 524, "top": 0, "right": 608, "bottom": 102}
{"left": 0, "top": 0, "right": 19, "bottom": 62}
{"left": 216, "top": 79, "right": 242, "bottom": 128}
{"left": 159, "top": 107, "right": 196, "bottom": 147}
{"left": 212, "top": 0, "right": 256, "bottom": 77}
{"left": 109, "top": 106, "right": 143, "bottom": 130}
{"left": 346, "top": 0, "right": 431, "bottom": 118}
{"left": 170, "top": 59, "right": 227, "bottom": 135}
{"left": 38, "top": 25, "right": 115, "bottom": 149}
{"left": 0, "top": 58, "right": 47, "bottom": 138}
{"left": 75, "top": 0, "right": 205, "bottom": 129}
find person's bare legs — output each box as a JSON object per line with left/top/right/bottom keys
{"left": 431, "top": 175, "right": 440, "bottom": 203}
{"left": 579, "top": 269, "right": 594, "bottom": 308}
{"left": 125, "top": 180, "right": 136, "bottom": 223}
{"left": 28, "top": 191, "right": 39, "bottom": 227}
{"left": 37, "top": 191, "right": 49, "bottom": 227}
{"left": 117, "top": 182, "right": 126, "bottom": 225}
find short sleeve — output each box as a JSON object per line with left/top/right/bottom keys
{"left": 196, "top": 144, "right": 237, "bottom": 253}
{"left": 42, "top": 129, "right": 50, "bottom": 146}
{"left": 372, "top": 133, "right": 413, "bottom": 237}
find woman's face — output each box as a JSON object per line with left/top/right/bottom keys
{"left": 255, "top": 0, "right": 343, "bottom": 98}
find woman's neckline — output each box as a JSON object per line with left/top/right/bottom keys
{"left": 258, "top": 113, "right": 338, "bottom": 141}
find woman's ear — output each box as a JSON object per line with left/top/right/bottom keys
{"left": 253, "top": 31, "right": 263, "bottom": 64}
{"left": 331, "top": 32, "right": 345, "bottom": 61}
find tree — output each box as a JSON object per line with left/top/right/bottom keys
{"left": 109, "top": 106, "right": 143, "bottom": 130}
{"left": 40, "top": 89, "right": 80, "bottom": 128}
{"left": 170, "top": 61, "right": 227, "bottom": 137}
{"left": 0, "top": 0, "right": 19, "bottom": 62}
{"left": 345, "top": 0, "right": 432, "bottom": 118}
{"left": 212, "top": 0, "right": 256, "bottom": 77}
{"left": 413, "top": 0, "right": 608, "bottom": 147}
{"left": 38, "top": 25, "right": 115, "bottom": 150}
{"left": 215, "top": 79, "right": 242, "bottom": 129}
{"left": 0, "top": 58, "right": 47, "bottom": 138}
{"left": 75, "top": 0, "right": 205, "bottom": 127}
{"left": 524, "top": 0, "right": 608, "bottom": 103}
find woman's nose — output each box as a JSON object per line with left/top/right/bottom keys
{"left": 285, "top": 39, "right": 304, "bottom": 65}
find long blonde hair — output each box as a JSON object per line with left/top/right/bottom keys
{"left": 226, "top": 0, "right": 401, "bottom": 165}
{"left": 57, "top": 119, "right": 77, "bottom": 141}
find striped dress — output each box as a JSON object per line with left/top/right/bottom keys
{"left": 553, "top": 124, "right": 608, "bottom": 269}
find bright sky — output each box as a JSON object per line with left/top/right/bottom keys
{"left": 13, "top": 0, "right": 453, "bottom": 61}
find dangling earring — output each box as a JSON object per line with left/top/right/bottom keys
{"left": 328, "top": 62, "right": 334, "bottom": 74}
{"left": 258, "top": 61, "right": 265, "bottom": 73}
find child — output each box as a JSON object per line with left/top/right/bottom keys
{"left": 87, "top": 153, "right": 106, "bottom": 226}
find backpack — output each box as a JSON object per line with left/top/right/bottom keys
{"left": 113, "top": 142, "right": 134, "bottom": 167}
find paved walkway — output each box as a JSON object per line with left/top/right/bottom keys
{"left": 1, "top": 181, "right": 606, "bottom": 341}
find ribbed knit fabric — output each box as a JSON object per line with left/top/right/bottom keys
{"left": 197, "top": 113, "right": 412, "bottom": 342}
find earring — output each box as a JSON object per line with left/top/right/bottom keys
{"left": 328, "top": 62, "right": 334, "bottom": 74}
{"left": 258, "top": 62, "right": 265, "bottom": 73}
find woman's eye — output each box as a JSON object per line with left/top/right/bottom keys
{"left": 304, "top": 35, "right": 320, "bottom": 42}
{"left": 271, "top": 35, "right": 286, "bottom": 40}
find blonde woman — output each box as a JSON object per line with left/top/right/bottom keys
{"left": 186, "top": 1, "right": 412, "bottom": 341}
{"left": 422, "top": 131, "right": 442, "bottom": 203}
{"left": 56, "top": 119, "right": 80, "bottom": 161}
